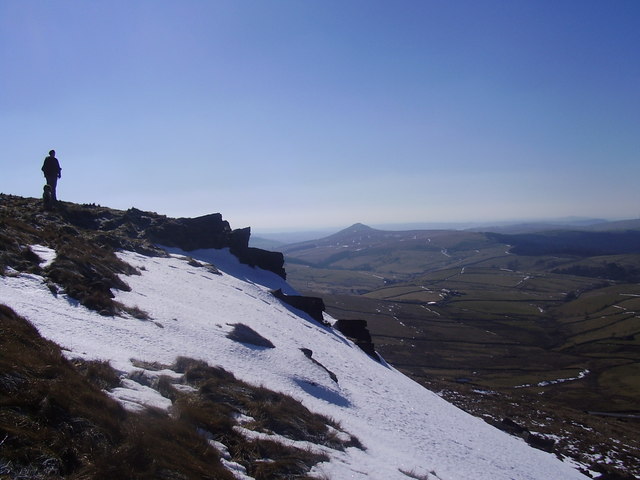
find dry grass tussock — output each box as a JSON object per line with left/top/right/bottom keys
{"left": 1, "top": 306, "right": 362, "bottom": 479}
{"left": 174, "top": 356, "right": 361, "bottom": 450}
{"left": 46, "top": 235, "right": 139, "bottom": 315}
{"left": 0, "top": 304, "right": 233, "bottom": 480}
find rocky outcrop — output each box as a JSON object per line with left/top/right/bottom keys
{"left": 146, "top": 216, "right": 286, "bottom": 279}
{"left": 56, "top": 203, "right": 287, "bottom": 279}
{"left": 146, "top": 212, "right": 232, "bottom": 250}
{"left": 271, "top": 289, "right": 326, "bottom": 324}
{"left": 1, "top": 196, "right": 285, "bottom": 313}
{"left": 333, "top": 319, "right": 380, "bottom": 361}
{"left": 230, "top": 228, "right": 286, "bottom": 279}
{"left": 497, "top": 417, "right": 556, "bottom": 453}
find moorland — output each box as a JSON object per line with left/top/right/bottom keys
{"left": 281, "top": 221, "right": 640, "bottom": 477}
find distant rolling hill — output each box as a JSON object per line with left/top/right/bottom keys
{"left": 581, "top": 218, "right": 640, "bottom": 231}
{"left": 281, "top": 222, "right": 640, "bottom": 476}
{"left": 282, "top": 222, "right": 640, "bottom": 289}
{"left": 282, "top": 223, "right": 501, "bottom": 283}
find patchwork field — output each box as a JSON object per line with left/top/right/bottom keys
{"left": 282, "top": 223, "right": 640, "bottom": 476}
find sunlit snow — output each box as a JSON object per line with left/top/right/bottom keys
{"left": 0, "top": 245, "right": 589, "bottom": 480}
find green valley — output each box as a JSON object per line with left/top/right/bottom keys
{"left": 282, "top": 222, "right": 640, "bottom": 477}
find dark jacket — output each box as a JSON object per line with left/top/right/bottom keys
{"left": 42, "top": 156, "right": 61, "bottom": 177}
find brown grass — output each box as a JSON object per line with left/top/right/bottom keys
{"left": 174, "top": 356, "right": 360, "bottom": 449}
{"left": 0, "top": 195, "right": 142, "bottom": 316}
{"left": 0, "top": 305, "right": 233, "bottom": 479}
{"left": 169, "top": 356, "right": 361, "bottom": 476}
{"left": 70, "top": 359, "right": 122, "bottom": 390}
{"left": 232, "top": 438, "right": 327, "bottom": 480}
{"left": 46, "top": 235, "right": 138, "bottom": 315}
{"left": 0, "top": 310, "right": 356, "bottom": 479}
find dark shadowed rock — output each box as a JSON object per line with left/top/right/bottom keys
{"left": 499, "top": 417, "right": 529, "bottom": 436}
{"left": 333, "top": 319, "right": 380, "bottom": 361}
{"left": 146, "top": 213, "right": 232, "bottom": 250}
{"left": 526, "top": 433, "right": 555, "bottom": 453}
{"left": 237, "top": 247, "right": 286, "bottom": 279}
{"left": 230, "top": 227, "right": 286, "bottom": 279}
{"left": 226, "top": 323, "right": 275, "bottom": 349}
{"left": 497, "top": 418, "right": 556, "bottom": 453}
{"left": 133, "top": 213, "right": 286, "bottom": 279}
{"left": 230, "top": 227, "right": 251, "bottom": 251}
{"left": 271, "top": 289, "right": 326, "bottom": 323}
{"left": 300, "top": 348, "right": 338, "bottom": 383}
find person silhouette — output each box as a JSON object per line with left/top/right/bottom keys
{"left": 41, "top": 150, "right": 62, "bottom": 202}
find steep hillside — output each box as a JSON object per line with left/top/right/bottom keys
{"left": 0, "top": 195, "right": 592, "bottom": 479}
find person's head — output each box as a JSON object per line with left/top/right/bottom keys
{"left": 49, "top": 150, "right": 55, "bottom": 157}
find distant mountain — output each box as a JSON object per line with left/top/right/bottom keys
{"left": 283, "top": 222, "right": 457, "bottom": 250}
{"left": 280, "top": 222, "right": 494, "bottom": 274}
{"left": 258, "top": 218, "right": 640, "bottom": 247}
{"left": 337, "top": 222, "right": 375, "bottom": 233}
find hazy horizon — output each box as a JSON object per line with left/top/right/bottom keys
{"left": 252, "top": 214, "right": 639, "bottom": 237}
{"left": 2, "top": 1, "right": 638, "bottom": 231}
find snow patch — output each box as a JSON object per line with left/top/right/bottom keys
{"left": 108, "top": 378, "right": 172, "bottom": 412}
{"left": 31, "top": 244, "right": 56, "bottom": 268}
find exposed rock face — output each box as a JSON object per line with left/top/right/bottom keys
{"left": 333, "top": 319, "right": 380, "bottom": 361}
{"left": 1, "top": 196, "right": 287, "bottom": 312}
{"left": 230, "top": 228, "right": 286, "bottom": 280}
{"left": 271, "top": 289, "right": 326, "bottom": 324}
{"left": 147, "top": 217, "right": 286, "bottom": 279}
{"left": 146, "top": 213, "right": 232, "bottom": 250}
{"left": 52, "top": 203, "right": 287, "bottom": 279}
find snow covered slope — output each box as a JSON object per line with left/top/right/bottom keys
{"left": 0, "top": 245, "right": 588, "bottom": 480}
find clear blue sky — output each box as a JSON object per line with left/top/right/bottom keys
{"left": 2, "top": 1, "right": 639, "bottom": 232}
